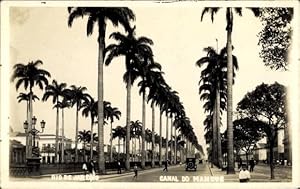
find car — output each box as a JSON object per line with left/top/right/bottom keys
{"left": 185, "top": 158, "right": 197, "bottom": 171}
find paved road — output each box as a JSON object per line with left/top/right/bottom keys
{"left": 103, "top": 163, "right": 214, "bottom": 182}
{"left": 9, "top": 163, "right": 291, "bottom": 183}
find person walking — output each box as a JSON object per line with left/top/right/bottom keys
{"left": 239, "top": 164, "right": 251, "bottom": 182}
{"left": 163, "top": 160, "right": 168, "bottom": 172}
{"left": 82, "top": 161, "right": 88, "bottom": 176}
{"left": 117, "top": 161, "right": 122, "bottom": 174}
{"left": 249, "top": 158, "right": 255, "bottom": 172}
{"left": 132, "top": 164, "right": 138, "bottom": 180}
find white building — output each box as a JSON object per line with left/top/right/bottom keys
{"left": 10, "top": 131, "right": 72, "bottom": 163}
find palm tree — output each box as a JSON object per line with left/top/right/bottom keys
{"left": 130, "top": 120, "right": 142, "bottom": 161}
{"left": 145, "top": 128, "right": 152, "bottom": 161}
{"left": 138, "top": 62, "right": 162, "bottom": 168}
{"left": 147, "top": 72, "right": 167, "bottom": 167}
{"left": 67, "top": 85, "right": 90, "bottom": 162}
{"left": 68, "top": 7, "right": 135, "bottom": 173}
{"left": 112, "top": 126, "right": 126, "bottom": 160}
{"left": 42, "top": 80, "right": 67, "bottom": 163}
{"left": 11, "top": 60, "right": 50, "bottom": 158}
{"left": 105, "top": 26, "right": 154, "bottom": 169}
{"left": 201, "top": 7, "right": 260, "bottom": 174}
{"left": 107, "top": 106, "right": 121, "bottom": 162}
{"left": 196, "top": 46, "right": 235, "bottom": 167}
{"left": 54, "top": 96, "right": 71, "bottom": 163}
{"left": 78, "top": 130, "right": 91, "bottom": 162}
{"left": 17, "top": 92, "right": 39, "bottom": 119}
{"left": 82, "top": 96, "right": 98, "bottom": 160}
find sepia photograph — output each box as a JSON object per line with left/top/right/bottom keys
{"left": 1, "top": 1, "right": 299, "bottom": 188}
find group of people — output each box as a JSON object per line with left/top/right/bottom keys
{"left": 82, "top": 160, "right": 96, "bottom": 176}
{"left": 238, "top": 158, "right": 256, "bottom": 182}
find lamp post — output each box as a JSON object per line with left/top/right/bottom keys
{"left": 24, "top": 116, "right": 46, "bottom": 158}
{"left": 23, "top": 116, "right": 46, "bottom": 175}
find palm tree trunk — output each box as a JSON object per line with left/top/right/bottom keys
{"left": 170, "top": 117, "right": 173, "bottom": 164}
{"left": 25, "top": 101, "right": 29, "bottom": 158}
{"left": 174, "top": 128, "right": 177, "bottom": 164}
{"left": 118, "top": 138, "right": 120, "bottom": 160}
{"left": 110, "top": 122, "right": 113, "bottom": 162}
{"left": 141, "top": 92, "right": 146, "bottom": 169}
{"left": 151, "top": 104, "right": 155, "bottom": 167}
{"left": 61, "top": 108, "right": 65, "bottom": 163}
{"left": 212, "top": 102, "right": 217, "bottom": 166}
{"left": 90, "top": 119, "right": 94, "bottom": 160}
{"left": 226, "top": 7, "right": 235, "bottom": 174}
{"left": 125, "top": 57, "right": 131, "bottom": 171}
{"left": 165, "top": 116, "right": 169, "bottom": 162}
{"left": 216, "top": 87, "right": 223, "bottom": 168}
{"left": 159, "top": 111, "right": 162, "bottom": 167}
{"left": 123, "top": 138, "right": 126, "bottom": 155}
{"left": 83, "top": 142, "right": 86, "bottom": 162}
{"left": 75, "top": 108, "right": 79, "bottom": 162}
{"left": 97, "top": 20, "right": 106, "bottom": 174}
{"left": 27, "top": 91, "right": 34, "bottom": 158}
{"left": 55, "top": 104, "right": 59, "bottom": 163}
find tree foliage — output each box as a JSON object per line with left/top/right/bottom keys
{"left": 236, "top": 82, "right": 287, "bottom": 179}
{"left": 257, "top": 8, "right": 293, "bottom": 70}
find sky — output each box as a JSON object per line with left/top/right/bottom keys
{"left": 7, "top": 2, "right": 294, "bottom": 156}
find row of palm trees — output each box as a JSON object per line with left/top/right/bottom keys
{"left": 196, "top": 46, "right": 238, "bottom": 168}
{"left": 200, "top": 7, "right": 261, "bottom": 173}
{"left": 12, "top": 7, "right": 202, "bottom": 173}
{"left": 14, "top": 73, "right": 122, "bottom": 163}
{"left": 111, "top": 121, "right": 188, "bottom": 163}
{"left": 67, "top": 7, "right": 202, "bottom": 173}
{"left": 12, "top": 58, "right": 201, "bottom": 166}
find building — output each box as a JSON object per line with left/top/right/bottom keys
{"left": 38, "top": 134, "right": 72, "bottom": 163}
{"left": 252, "top": 143, "right": 267, "bottom": 162}
{"left": 10, "top": 139, "right": 26, "bottom": 164}
{"left": 10, "top": 131, "right": 72, "bottom": 164}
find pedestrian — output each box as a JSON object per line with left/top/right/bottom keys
{"left": 82, "top": 161, "right": 88, "bottom": 176}
{"left": 133, "top": 164, "right": 138, "bottom": 180}
{"left": 117, "top": 161, "right": 122, "bottom": 174}
{"left": 163, "top": 160, "right": 168, "bottom": 172}
{"left": 239, "top": 164, "right": 251, "bottom": 182}
{"left": 249, "top": 158, "right": 255, "bottom": 172}
{"left": 238, "top": 158, "right": 243, "bottom": 169}
{"left": 89, "top": 160, "right": 95, "bottom": 176}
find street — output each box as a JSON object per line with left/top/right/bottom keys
{"left": 9, "top": 163, "right": 291, "bottom": 183}
{"left": 103, "top": 163, "right": 213, "bottom": 182}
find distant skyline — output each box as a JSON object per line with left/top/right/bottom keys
{"left": 7, "top": 3, "right": 294, "bottom": 155}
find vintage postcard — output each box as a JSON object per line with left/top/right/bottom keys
{"left": 1, "top": 0, "right": 299, "bottom": 189}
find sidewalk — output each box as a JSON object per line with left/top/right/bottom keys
{"left": 29, "top": 164, "right": 181, "bottom": 180}
{"left": 208, "top": 164, "right": 292, "bottom": 182}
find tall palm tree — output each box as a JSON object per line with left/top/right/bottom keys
{"left": 67, "top": 85, "right": 90, "bottom": 162}
{"left": 82, "top": 96, "right": 98, "bottom": 160}
{"left": 196, "top": 46, "right": 237, "bottom": 167}
{"left": 107, "top": 106, "right": 121, "bottom": 162}
{"left": 147, "top": 72, "right": 167, "bottom": 167}
{"left": 54, "top": 96, "right": 71, "bottom": 163}
{"left": 105, "top": 26, "right": 154, "bottom": 169}
{"left": 112, "top": 125, "right": 126, "bottom": 160}
{"left": 138, "top": 62, "right": 162, "bottom": 168}
{"left": 130, "top": 120, "right": 142, "bottom": 161}
{"left": 68, "top": 7, "right": 135, "bottom": 173}
{"left": 42, "top": 80, "right": 67, "bottom": 163}
{"left": 78, "top": 130, "right": 91, "bottom": 162}
{"left": 201, "top": 7, "right": 260, "bottom": 174}
{"left": 11, "top": 60, "right": 50, "bottom": 158}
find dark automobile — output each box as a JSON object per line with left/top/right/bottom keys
{"left": 185, "top": 158, "right": 197, "bottom": 171}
